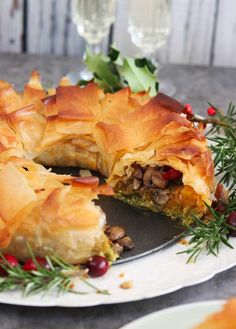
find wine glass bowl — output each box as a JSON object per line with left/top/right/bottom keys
{"left": 128, "top": 0, "right": 175, "bottom": 96}
{"left": 72, "top": 0, "right": 116, "bottom": 46}
{"left": 128, "top": 0, "right": 171, "bottom": 56}
{"left": 71, "top": 0, "right": 117, "bottom": 80}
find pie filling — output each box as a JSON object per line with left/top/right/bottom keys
{"left": 114, "top": 164, "right": 206, "bottom": 224}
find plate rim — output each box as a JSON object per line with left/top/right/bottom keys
{"left": 119, "top": 299, "right": 225, "bottom": 329}
{"left": 0, "top": 253, "right": 235, "bottom": 307}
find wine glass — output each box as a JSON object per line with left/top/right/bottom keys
{"left": 71, "top": 0, "right": 117, "bottom": 80}
{"left": 128, "top": 0, "right": 176, "bottom": 96}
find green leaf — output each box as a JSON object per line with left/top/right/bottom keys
{"left": 84, "top": 47, "right": 122, "bottom": 92}
{"left": 134, "top": 57, "right": 157, "bottom": 74}
{"left": 108, "top": 47, "right": 120, "bottom": 62}
{"left": 118, "top": 57, "right": 158, "bottom": 96}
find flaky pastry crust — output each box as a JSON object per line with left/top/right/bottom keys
{"left": 0, "top": 72, "right": 215, "bottom": 259}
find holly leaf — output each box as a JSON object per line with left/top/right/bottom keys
{"left": 84, "top": 47, "right": 122, "bottom": 92}
{"left": 117, "top": 57, "right": 158, "bottom": 96}
{"left": 82, "top": 47, "right": 158, "bottom": 96}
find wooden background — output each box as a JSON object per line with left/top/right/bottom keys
{"left": 0, "top": 0, "right": 235, "bottom": 67}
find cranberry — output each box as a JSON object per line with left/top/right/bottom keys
{"left": 207, "top": 107, "right": 216, "bottom": 116}
{"left": 162, "top": 168, "right": 182, "bottom": 181}
{"left": 212, "top": 200, "right": 225, "bottom": 213}
{"left": 87, "top": 255, "right": 109, "bottom": 278}
{"left": 23, "top": 257, "right": 50, "bottom": 271}
{"left": 0, "top": 254, "right": 19, "bottom": 277}
{"left": 227, "top": 211, "right": 236, "bottom": 237}
{"left": 183, "top": 104, "right": 193, "bottom": 119}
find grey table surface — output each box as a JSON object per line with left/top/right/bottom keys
{"left": 0, "top": 53, "right": 236, "bottom": 329}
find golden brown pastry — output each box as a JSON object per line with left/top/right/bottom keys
{"left": 0, "top": 157, "right": 116, "bottom": 264}
{"left": 0, "top": 72, "right": 215, "bottom": 231}
{"left": 194, "top": 299, "right": 236, "bottom": 329}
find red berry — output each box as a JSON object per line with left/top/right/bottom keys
{"left": 87, "top": 255, "right": 109, "bottom": 278}
{"left": 23, "top": 257, "right": 50, "bottom": 271}
{"left": 184, "top": 104, "right": 193, "bottom": 114}
{"left": 212, "top": 200, "right": 225, "bottom": 213}
{"left": 227, "top": 211, "right": 236, "bottom": 237}
{"left": 162, "top": 168, "right": 182, "bottom": 181}
{"left": 183, "top": 104, "right": 193, "bottom": 119}
{"left": 207, "top": 107, "right": 216, "bottom": 116}
{"left": 0, "top": 254, "right": 19, "bottom": 277}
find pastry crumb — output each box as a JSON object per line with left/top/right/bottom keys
{"left": 120, "top": 280, "right": 133, "bottom": 289}
{"left": 119, "top": 272, "right": 125, "bottom": 278}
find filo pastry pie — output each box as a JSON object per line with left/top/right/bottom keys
{"left": 0, "top": 157, "right": 116, "bottom": 264}
{"left": 0, "top": 72, "right": 215, "bottom": 225}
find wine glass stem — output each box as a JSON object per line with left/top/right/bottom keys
{"left": 141, "top": 50, "right": 160, "bottom": 69}
{"left": 83, "top": 42, "right": 101, "bottom": 59}
{"left": 80, "top": 42, "right": 102, "bottom": 81}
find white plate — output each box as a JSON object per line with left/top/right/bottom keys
{"left": 0, "top": 238, "right": 236, "bottom": 307}
{"left": 119, "top": 300, "right": 224, "bottom": 329}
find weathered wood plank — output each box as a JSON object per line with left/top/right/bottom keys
{"left": 27, "top": 0, "right": 52, "bottom": 54}
{"left": 213, "top": 0, "right": 236, "bottom": 67}
{"left": 166, "top": 0, "right": 216, "bottom": 65}
{"left": 113, "top": 0, "right": 216, "bottom": 66}
{"left": 65, "top": 0, "right": 85, "bottom": 57}
{"left": 27, "top": 0, "right": 84, "bottom": 56}
{"left": 112, "top": 0, "right": 137, "bottom": 56}
{"left": 26, "top": 0, "right": 109, "bottom": 57}
{"left": 0, "top": 0, "right": 24, "bottom": 53}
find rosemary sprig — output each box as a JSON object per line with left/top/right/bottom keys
{"left": 207, "top": 102, "right": 236, "bottom": 135}
{"left": 180, "top": 102, "right": 236, "bottom": 262}
{"left": 0, "top": 247, "right": 110, "bottom": 296}
{"left": 209, "top": 133, "right": 236, "bottom": 192}
{"left": 178, "top": 205, "right": 235, "bottom": 263}
{"left": 206, "top": 103, "right": 236, "bottom": 194}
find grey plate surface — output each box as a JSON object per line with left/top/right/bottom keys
{"left": 51, "top": 167, "right": 185, "bottom": 264}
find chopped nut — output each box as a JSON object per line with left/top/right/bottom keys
{"left": 117, "top": 236, "right": 135, "bottom": 250}
{"left": 69, "top": 283, "right": 75, "bottom": 289}
{"left": 120, "top": 280, "right": 133, "bottom": 289}
{"left": 105, "top": 226, "right": 126, "bottom": 241}
{"left": 80, "top": 268, "right": 89, "bottom": 278}
{"left": 179, "top": 238, "right": 189, "bottom": 246}
{"left": 113, "top": 243, "right": 124, "bottom": 255}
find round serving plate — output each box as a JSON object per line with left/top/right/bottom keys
{"left": 119, "top": 300, "right": 224, "bottom": 329}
